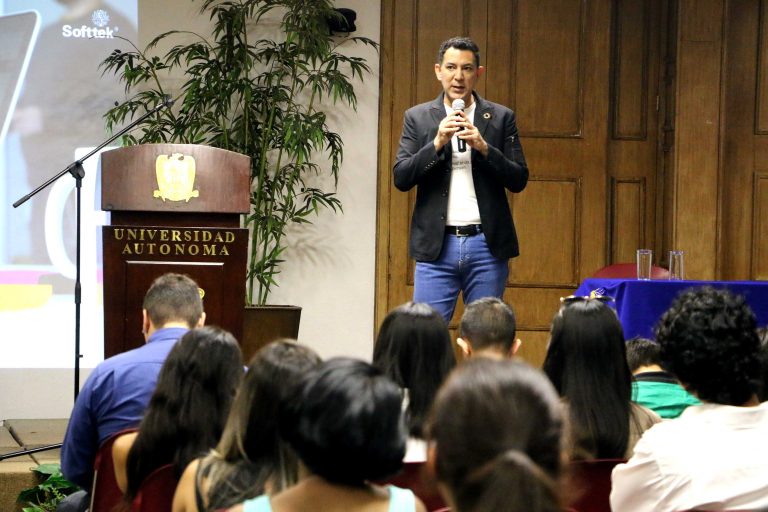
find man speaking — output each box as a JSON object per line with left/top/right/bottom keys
{"left": 393, "top": 36, "right": 528, "bottom": 322}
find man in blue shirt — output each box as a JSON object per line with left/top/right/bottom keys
{"left": 60, "top": 273, "right": 205, "bottom": 497}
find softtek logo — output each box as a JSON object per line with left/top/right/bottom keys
{"left": 62, "top": 10, "right": 119, "bottom": 39}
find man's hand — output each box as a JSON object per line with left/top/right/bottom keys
{"left": 433, "top": 110, "right": 489, "bottom": 157}
{"left": 433, "top": 110, "right": 462, "bottom": 151}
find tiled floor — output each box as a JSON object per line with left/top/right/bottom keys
{"left": 0, "top": 419, "right": 67, "bottom": 511}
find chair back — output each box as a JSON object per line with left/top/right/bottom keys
{"left": 130, "top": 463, "right": 178, "bottom": 512}
{"left": 385, "top": 462, "right": 447, "bottom": 512}
{"left": 567, "top": 458, "right": 625, "bottom": 512}
{"left": 89, "top": 427, "right": 138, "bottom": 512}
{"left": 592, "top": 263, "right": 669, "bottom": 279}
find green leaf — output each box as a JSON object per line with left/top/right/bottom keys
{"left": 30, "top": 464, "right": 61, "bottom": 476}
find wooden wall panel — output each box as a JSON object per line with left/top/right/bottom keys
{"left": 485, "top": 0, "right": 517, "bottom": 107}
{"left": 612, "top": 0, "right": 650, "bottom": 140}
{"left": 752, "top": 173, "right": 768, "bottom": 279}
{"left": 383, "top": 0, "right": 417, "bottom": 309}
{"left": 515, "top": 0, "right": 586, "bottom": 137}
{"left": 610, "top": 178, "right": 645, "bottom": 263}
{"left": 720, "top": 0, "right": 758, "bottom": 279}
{"left": 508, "top": 177, "right": 581, "bottom": 287}
{"left": 515, "top": 330, "right": 551, "bottom": 369}
{"left": 673, "top": 0, "right": 724, "bottom": 279}
{"left": 413, "top": 0, "right": 464, "bottom": 104}
{"left": 755, "top": 0, "right": 768, "bottom": 133}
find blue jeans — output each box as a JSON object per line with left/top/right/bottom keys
{"left": 414, "top": 232, "right": 509, "bottom": 322}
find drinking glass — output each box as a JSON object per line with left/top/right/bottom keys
{"left": 669, "top": 250, "right": 684, "bottom": 280}
{"left": 636, "top": 249, "right": 652, "bottom": 280}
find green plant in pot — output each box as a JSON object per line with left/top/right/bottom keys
{"left": 101, "top": 0, "right": 376, "bottom": 316}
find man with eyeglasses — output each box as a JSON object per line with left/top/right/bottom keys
{"left": 393, "top": 36, "right": 528, "bottom": 323}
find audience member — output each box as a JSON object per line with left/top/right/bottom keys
{"left": 429, "top": 358, "right": 564, "bottom": 512}
{"left": 456, "top": 297, "right": 521, "bottom": 358}
{"left": 625, "top": 336, "right": 700, "bottom": 418}
{"left": 112, "top": 326, "right": 242, "bottom": 506}
{"left": 58, "top": 273, "right": 204, "bottom": 511}
{"left": 172, "top": 339, "right": 322, "bottom": 512}
{"left": 542, "top": 296, "right": 659, "bottom": 460}
{"left": 373, "top": 302, "right": 455, "bottom": 461}
{"left": 611, "top": 287, "right": 768, "bottom": 511}
{"left": 229, "top": 358, "right": 426, "bottom": 512}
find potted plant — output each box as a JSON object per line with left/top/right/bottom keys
{"left": 101, "top": 0, "right": 375, "bottom": 353}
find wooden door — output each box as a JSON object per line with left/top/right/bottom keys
{"left": 377, "top": 0, "right": 665, "bottom": 366}
{"left": 721, "top": 0, "right": 768, "bottom": 280}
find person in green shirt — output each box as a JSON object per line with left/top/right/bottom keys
{"left": 626, "top": 337, "right": 700, "bottom": 419}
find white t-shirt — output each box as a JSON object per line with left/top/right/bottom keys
{"left": 444, "top": 102, "right": 480, "bottom": 226}
{"left": 610, "top": 401, "right": 768, "bottom": 512}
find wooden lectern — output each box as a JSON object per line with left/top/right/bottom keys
{"left": 100, "top": 143, "right": 250, "bottom": 357}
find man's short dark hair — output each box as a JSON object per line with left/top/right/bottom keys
{"left": 142, "top": 273, "right": 203, "bottom": 328}
{"left": 625, "top": 337, "right": 661, "bottom": 373}
{"left": 437, "top": 36, "right": 481, "bottom": 67}
{"left": 459, "top": 297, "right": 516, "bottom": 353}
{"left": 655, "top": 287, "right": 760, "bottom": 405}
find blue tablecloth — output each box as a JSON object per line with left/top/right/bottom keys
{"left": 574, "top": 278, "right": 768, "bottom": 339}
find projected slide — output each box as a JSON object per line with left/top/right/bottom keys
{"left": 0, "top": 0, "right": 138, "bottom": 368}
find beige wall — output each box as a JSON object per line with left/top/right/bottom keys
{"left": 1, "top": 0, "right": 381, "bottom": 419}
{"left": 260, "top": 1, "right": 382, "bottom": 361}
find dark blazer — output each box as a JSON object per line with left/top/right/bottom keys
{"left": 393, "top": 93, "right": 529, "bottom": 261}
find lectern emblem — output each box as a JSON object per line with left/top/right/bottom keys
{"left": 153, "top": 153, "right": 200, "bottom": 202}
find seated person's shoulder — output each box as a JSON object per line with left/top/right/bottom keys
{"left": 632, "top": 402, "right": 662, "bottom": 426}
{"left": 112, "top": 431, "right": 138, "bottom": 460}
{"left": 172, "top": 460, "right": 202, "bottom": 512}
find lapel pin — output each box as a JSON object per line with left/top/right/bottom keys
{"left": 483, "top": 112, "right": 492, "bottom": 120}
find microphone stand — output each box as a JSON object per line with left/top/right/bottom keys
{"left": 0, "top": 442, "right": 62, "bottom": 461}
{"left": 12, "top": 97, "right": 173, "bottom": 402}
{"left": 3, "top": 98, "right": 172, "bottom": 463}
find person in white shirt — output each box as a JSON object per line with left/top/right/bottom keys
{"left": 611, "top": 287, "right": 768, "bottom": 512}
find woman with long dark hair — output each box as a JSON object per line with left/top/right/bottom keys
{"left": 542, "top": 297, "right": 659, "bottom": 460}
{"left": 112, "top": 326, "right": 243, "bottom": 505}
{"left": 429, "top": 358, "right": 565, "bottom": 512}
{"left": 172, "top": 339, "right": 321, "bottom": 512}
{"left": 373, "top": 302, "right": 455, "bottom": 447}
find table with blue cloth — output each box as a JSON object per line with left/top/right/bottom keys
{"left": 573, "top": 278, "right": 768, "bottom": 339}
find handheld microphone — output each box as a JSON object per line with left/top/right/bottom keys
{"left": 451, "top": 98, "right": 466, "bottom": 152}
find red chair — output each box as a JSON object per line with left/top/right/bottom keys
{"left": 89, "top": 428, "right": 138, "bottom": 512}
{"left": 130, "top": 463, "right": 178, "bottom": 512}
{"left": 591, "top": 263, "right": 669, "bottom": 279}
{"left": 384, "top": 462, "right": 447, "bottom": 511}
{"left": 567, "top": 458, "right": 625, "bottom": 512}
